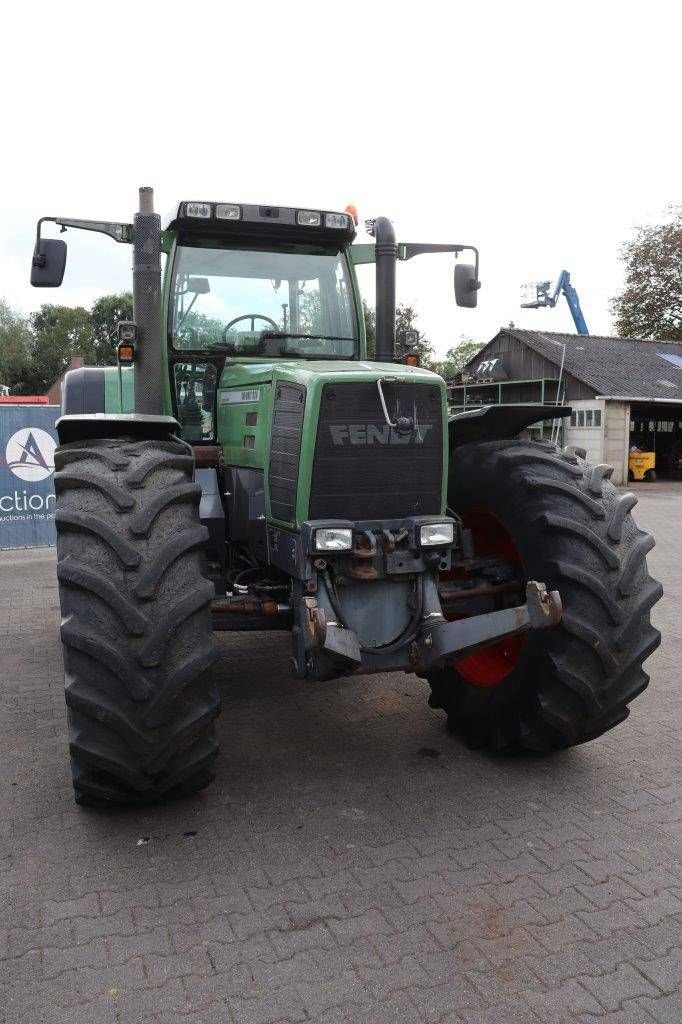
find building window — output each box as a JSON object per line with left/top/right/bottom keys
{"left": 585, "top": 410, "right": 593, "bottom": 427}
{"left": 578, "top": 411, "right": 585, "bottom": 427}
{"left": 571, "top": 411, "right": 577, "bottom": 427}
{"left": 594, "top": 410, "right": 602, "bottom": 427}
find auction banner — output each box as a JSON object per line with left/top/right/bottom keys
{"left": 0, "top": 406, "right": 59, "bottom": 549}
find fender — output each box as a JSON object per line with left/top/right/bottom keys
{"left": 448, "top": 403, "right": 571, "bottom": 448}
{"left": 58, "top": 364, "right": 152, "bottom": 443}
{"left": 60, "top": 365, "right": 134, "bottom": 417}
{"left": 56, "top": 413, "right": 181, "bottom": 445}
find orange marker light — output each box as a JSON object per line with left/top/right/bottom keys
{"left": 117, "top": 343, "right": 135, "bottom": 364}
{"left": 345, "top": 204, "right": 359, "bottom": 226}
{"left": 405, "top": 353, "right": 419, "bottom": 367}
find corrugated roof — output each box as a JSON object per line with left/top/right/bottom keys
{"left": 502, "top": 329, "right": 682, "bottom": 401}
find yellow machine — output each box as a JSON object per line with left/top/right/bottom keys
{"left": 628, "top": 450, "right": 656, "bottom": 482}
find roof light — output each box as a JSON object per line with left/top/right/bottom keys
{"left": 185, "top": 201, "right": 212, "bottom": 219}
{"left": 324, "top": 212, "right": 349, "bottom": 230}
{"left": 215, "top": 203, "right": 241, "bottom": 221}
{"left": 297, "top": 210, "right": 321, "bottom": 227}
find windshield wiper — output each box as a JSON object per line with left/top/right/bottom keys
{"left": 261, "top": 332, "right": 356, "bottom": 343}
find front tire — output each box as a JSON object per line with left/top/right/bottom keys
{"left": 427, "top": 439, "right": 662, "bottom": 752}
{"left": 54, "top": 436, "right": 220, "bottom": 805}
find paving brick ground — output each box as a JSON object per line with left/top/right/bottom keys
{"left": 1, "top": 482, "right": 680, "bottom": 1024}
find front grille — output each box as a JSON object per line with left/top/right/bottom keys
{"left": 309, "top": 381, "right": 443, "bottom": 520}
{"left": 268, "top": 382, "right": 306, "bottom": 523}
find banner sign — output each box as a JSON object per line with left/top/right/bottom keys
{"left": 0, "top": 406, "right": 59, "bottom": 549}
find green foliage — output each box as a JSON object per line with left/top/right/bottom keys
{"left": 0, "top": 292, "right": 135, "bottom": 395}
{"left": 0, "top": 300, "right": 33, "bottom": 392}
{"left": 611, "top": 206, "right": 682, "bottom": 341}
{"left": 395, "top": 305, "right": 434, "bottom": 366}
{"left": 297, "top": 289, "right": 322, "bottom": 335}
{"left": 362, "top": 299, "right": 376, "bottom": 356}
{"left": 176, "top": 311, "right": 226, "bottom": 348}
{"left": 22, "top": 304, "right": 93, "bottom": 394}
{"left": 362, "top": 300, "right": 435, "bottom": 365}
{"left": 430, "top": 338, "right": 486, "bottom": 380}
{"left": 90, "top": 292, "right": 133, "bottom": 363}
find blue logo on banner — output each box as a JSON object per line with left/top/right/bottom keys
{"left": 0, "top": 407, "right": 59, "bottom": 549}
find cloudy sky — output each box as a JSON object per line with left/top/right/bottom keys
{"left": 2, "top": 0, "right": 678, "bottom": 357}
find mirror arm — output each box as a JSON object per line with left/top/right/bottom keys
{"left": 398, "top": 243, "right": 465, "bottom": 260}
{"left": 398, "top": 242, "right": 480, "bottom": 289}
{"left": 33, "top": 216, "right": 133, "bottom": 262}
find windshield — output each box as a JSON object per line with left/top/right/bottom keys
{"left": 170, "top": 241, "right": 357, "bottom": 358}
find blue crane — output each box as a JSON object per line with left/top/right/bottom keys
{"left": 520, "top": 270, "right": 589, "bottom": 335}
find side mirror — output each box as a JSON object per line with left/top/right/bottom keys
{"left": 187, "top": 276, "right": 210, "bottom": 295}
{"left": 454, "top": 263, "right": 480, "bottom": 308}
{"left": 31, "top": 238, "right": 67, "bottom": 287}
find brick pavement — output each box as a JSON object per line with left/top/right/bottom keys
{"left": 0, "top": 483, "right": 680, "bottom": 1023}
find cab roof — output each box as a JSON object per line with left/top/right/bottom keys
{"left": 163, "top": 201, "right": 356, "bottom": 246}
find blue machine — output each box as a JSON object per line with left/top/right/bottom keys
{"left": 521, "top": 270, "right": 589, "bottom": 335}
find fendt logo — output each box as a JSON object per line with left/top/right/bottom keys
{"left": 329, "top": 424, "right": 434, "bottom": 446}
{"left": 5, "top": 427, "right": 56, "bottom": 482}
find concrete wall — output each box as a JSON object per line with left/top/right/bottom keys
{"left": 564, "top": 399, "right": 606, "bottom": 467}
{"left": 564, "top": 399, "right": 631, "bottom": 483}
{"left": 603, "top": 401, "right": 631, "bottom": 485}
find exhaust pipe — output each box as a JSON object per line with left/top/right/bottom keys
{"left": 373, "top": 216, "right": 397, "bottom": 363}
{"left": 132, "top": 186, "right": 163, "bottom": 415}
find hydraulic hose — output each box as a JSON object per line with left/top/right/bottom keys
{"left": 323, "top": 570, "right": 425, "bottom": 654}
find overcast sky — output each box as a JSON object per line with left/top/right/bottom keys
{"left": 2, "top": 1, "right": 679, "bottom": 357}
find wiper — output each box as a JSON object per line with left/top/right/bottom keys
{"left": 261, "top": 332, "right": 356, "bottom": 343}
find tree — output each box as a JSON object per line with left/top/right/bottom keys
{"left": 19, "top": 304, "right": 93, "bottom": 394}
{"left": 90, "top": 292, "right": 133, "bottom": 363}
{"left": 395, "top": 305, "right": 435, "bottom": 366}
{"left": 0, "top": 300, "right": 33, "bottom": 393}
{"left": 431, "top": 338, "right": 485, "bottom": 380}
{"left": 362, "top": 299, "right": 376, "bottom": 355}
{"left": 611, "top": 205, "right": 682, "bottom": 341}
{"left": 362, "top": 300, "right": 435, "bottom": 365}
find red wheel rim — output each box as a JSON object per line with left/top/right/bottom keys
{"left": 449, "top": 508, "right": 525, "bottom": 688}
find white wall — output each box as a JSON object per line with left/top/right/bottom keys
{"left": 603, "top": 401, "right": 631, "bottom": 486}
{"left": 564, "top": 399, "right": 606, "bottom": 467}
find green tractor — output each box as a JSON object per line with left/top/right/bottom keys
{"left": 31, "top": 188, "right": 661, "bottom": 806}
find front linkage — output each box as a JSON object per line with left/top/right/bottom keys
{"left": 274, "top": 515, "right": 561, "bottom": 681}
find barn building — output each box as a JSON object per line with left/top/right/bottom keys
{"left": 449, "top": 329, "right": 682, "bottom": 485}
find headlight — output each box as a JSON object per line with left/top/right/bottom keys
{"left": 420, "top": 522, "right": 454, "bottom": 547}
{"left": 314, "top": 527, "right": 352, "bottom": 552}
{"left": 297, "top": 209, "right": 322, "bottom": 227}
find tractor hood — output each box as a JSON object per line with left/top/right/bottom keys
{"left": 219, "top": 358, "right": 441, "bottom": 391}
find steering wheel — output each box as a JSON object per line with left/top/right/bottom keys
{"left": 222, "top": 314, "right": 279, "bottom": 345}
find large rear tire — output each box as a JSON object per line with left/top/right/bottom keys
{"left": 427, "top": 439, "right": 662, "bottom": 752}
{"left": 54, "top": 436, "right": 220, "bottom": 805}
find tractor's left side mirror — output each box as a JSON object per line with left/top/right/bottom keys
{"left": 31, "top": 238, "right": 67, "bottom": 287}
{"left": 454, "top": 263, "right": 480, "bottom": 308}
{"left": 187, "top": 276, "right": 210, "bottom": 295}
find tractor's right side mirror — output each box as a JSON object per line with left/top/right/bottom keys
{"left": 31, "top": 238, "right": 67, "bottom": 287}
{"left": 454, "top": 263, "right": 480, "bottom": 308}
